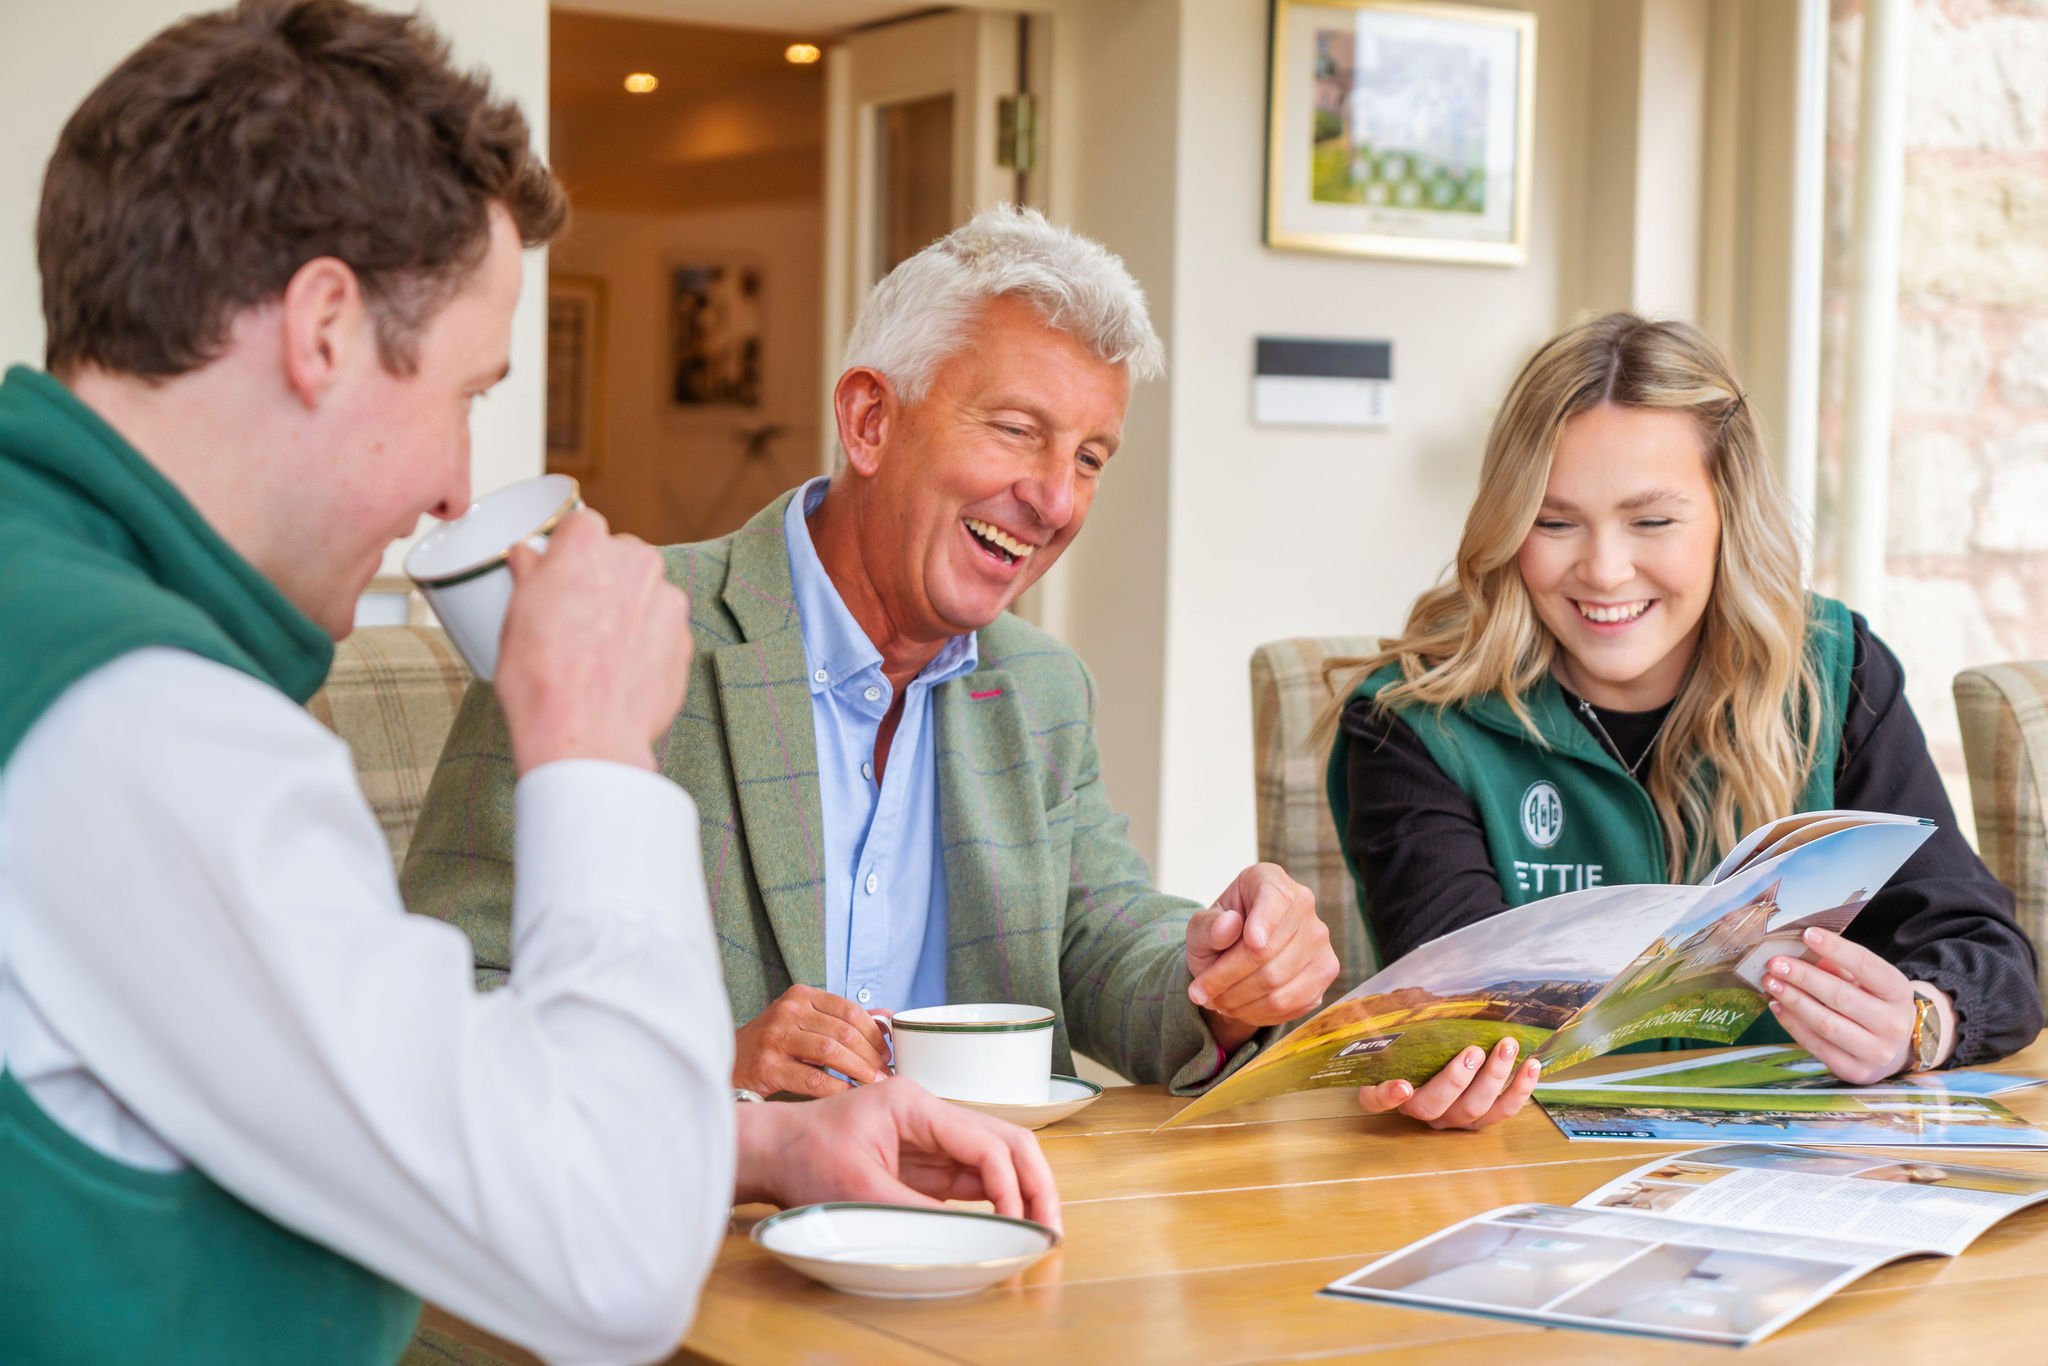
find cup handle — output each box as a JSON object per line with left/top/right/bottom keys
{"left": 871, "top": 1014, "right": 896, "bottom": 1073}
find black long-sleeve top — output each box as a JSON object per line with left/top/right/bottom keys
{"left": 1340, "top": 615, "right": 2044, "bottom": 1066}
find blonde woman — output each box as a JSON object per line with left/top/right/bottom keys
{"left": 1327, "top": 314, "right": 2042, "bottom": 1130}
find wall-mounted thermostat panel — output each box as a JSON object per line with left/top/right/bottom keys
{"left": 1252, "top": 337, "right": 1392, "bottom": 428}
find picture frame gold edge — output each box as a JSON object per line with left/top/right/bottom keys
{"left": 1267, "top": 225, "right": 1529, "bottom": 267}
{"left": 545, "top": 271, "right": 608, "bottom": 481}
{"left": 1264, "top": 0, "right": 1539, "bottom": 265}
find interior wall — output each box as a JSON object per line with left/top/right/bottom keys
{"left": 550, "top": 203, "right": 824, "bottom": 543}
{"left": 0, "top": 0, "right": 551, "bottom": 574}
{"left": 1155, "top": 0, "right": 1594, "bottom": 895}
{"left": 1037, "top": 0, "right": 1184, "bottom": 870}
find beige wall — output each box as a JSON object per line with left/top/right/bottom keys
{"left": 0, "top": 0, "right": 550, "bottom": 575}
{"left": 550, "top": 203, "right": 824, "bottom": 544}
{"left": 1037, "top": 0, "right": 1184, "bottom": 870}
{"left": 1044, "top": 0, "right": 1596, "bottom": 895}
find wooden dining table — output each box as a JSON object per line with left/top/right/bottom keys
{"left": 426, "top": 1038, "right": 2048, "bottom": 1363}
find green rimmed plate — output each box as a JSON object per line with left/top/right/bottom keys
{"left": 751, "top": 1202, "right": 1059, "bottom": 1298}
{"left": 948, "top": 1074, "right": 1105, "bottom": 1130}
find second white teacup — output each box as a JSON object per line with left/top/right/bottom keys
{"left": 886, "top": 1004, "right": 1055, "bottom": 1105}
{"left": 404, "top": 473, "right": 580, "bottom": 681}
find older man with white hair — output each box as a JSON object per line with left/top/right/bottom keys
{"left": 408, "top": 207, "right": 1337, "bottom": 1098}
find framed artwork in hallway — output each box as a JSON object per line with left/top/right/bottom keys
{"left": 545, "top": 273, "right": 607, "bottom": 477}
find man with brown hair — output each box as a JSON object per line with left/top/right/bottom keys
{"left": 0, "top": 3, "right": 1054, "bottom": 1363}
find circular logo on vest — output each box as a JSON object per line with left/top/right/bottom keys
{"left": 1520, "top": 781, "right": 1564, "bottom": 848}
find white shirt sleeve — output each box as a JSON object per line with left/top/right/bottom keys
{"left": 0, "top": 649, "right": 735, "bottom": 1365}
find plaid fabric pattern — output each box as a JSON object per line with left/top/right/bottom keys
{"left": 404, "top": 491, "right": 1258, "bottom": 1093}
{"left": 1251, "top": 636, "right": 1382, "bottom": 999}
{"left": 306, "top": 625, "right": 471, "bottom": 873}
{"left": 1955, "top": 661, "right": 2048, "bottom": 998}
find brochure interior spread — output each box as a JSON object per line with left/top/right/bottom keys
{"left": 1324, "top": 1143, "right": 2048, "bottom": 1345}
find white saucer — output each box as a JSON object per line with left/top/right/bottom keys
{"left": 751, "top": 1202, "right": 1059, "bottom": 1298}
{"left": 949, "top": 1075, "right": 1104, "bottom": 1130}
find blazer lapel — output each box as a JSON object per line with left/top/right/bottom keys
{"left": 712, "top": 493, "right": 827, "bottom": 988}
{"left": 934, "top": 669, "right": 1062, "bottom": 1009}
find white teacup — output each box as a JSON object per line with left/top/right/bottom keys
{"left": 404, "top": 474, "right": 580, "bottom": 681}
{"left": 886, "top": 1004, "right": 1055, "bottom": 1105}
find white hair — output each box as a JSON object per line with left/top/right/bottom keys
{"left": 841, "top": 204, "right": 1165, "bottom": 403}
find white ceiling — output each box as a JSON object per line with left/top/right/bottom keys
{"left": 550, "top": 0, "right": 935, "bottom": 35}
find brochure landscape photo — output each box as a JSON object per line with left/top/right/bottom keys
{"left": 1532, "top": 1044, "right": 2048, "bottom": 1148}
{"left": 1163, "top": 811, "right": 1936, "bottom": 1129}
{"left": 1324, "top": 1143, "right": 2048, "bottom": 1345}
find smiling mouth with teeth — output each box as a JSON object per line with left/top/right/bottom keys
{"left": 1575, "top": 599, "right": 1653, "bottom": 625}
{"left": 964, "top": 516, "right": 1036, "bottom": 566}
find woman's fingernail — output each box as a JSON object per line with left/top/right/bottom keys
{"left": 1767, "top": 978, "right": 1783, "bottom": 995}
{"left": 1463, "top": 1049, "right": 1481, "bottom": 1069}
{"left": 1502, "top": 1039, "right": 1519, "bottom": 1060}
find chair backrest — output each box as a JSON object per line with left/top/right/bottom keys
{"left": 307, "top": 625, "right": 473, "bottom": 872}
{"left": 1251, "top": 635, "right": 1382, "bottom": 1000}
{"left": 1954, "top": 660, "right": 2048, "bottom": 999}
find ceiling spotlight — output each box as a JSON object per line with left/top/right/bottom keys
{"left": 623, "top": 72, "right": 658, "bottom": 94}
{"left": 784, "top": 43, "right": 821, "bottom": 65}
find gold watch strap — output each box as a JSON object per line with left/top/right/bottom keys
{"left": 1907, "top": 990, "right": 1940, "bottom": 1071}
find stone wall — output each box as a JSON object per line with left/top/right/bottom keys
{"left": 1819, "top": 0, "right": 2048, "bottom": 831}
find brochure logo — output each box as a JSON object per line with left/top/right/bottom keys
{"left": 1521, "top": 781, "right": 1564, "bottom": 848}
{"left": 1336, "top": 1034, "right": 1403, "bottom": 1058}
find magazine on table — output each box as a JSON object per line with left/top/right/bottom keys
{"left": 1531, "top": 1044, "right": 2048, "bottom": 1148}
{"left": 1163, "top": 811, "right": 1935, "bottom": 1129}
{"left": 1324, "top": 1143, "right": 2048, "bottom": 1345}
{"left": 1574, "top": 1043, "right": 2048, "bottom": 1097}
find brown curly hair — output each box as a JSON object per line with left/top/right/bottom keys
{"left": 37, "top": 0, "right": 566, "bottom": 379}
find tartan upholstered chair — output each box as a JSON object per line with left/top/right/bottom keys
{"left": 307, "top": 624, "right": 473, "bottom": 872}
{"left": 1955, "top": 661, "right": 2048, "bottom": 999}
{"left": 1250, "top": 636, "right": 1383, "bottom": 1000}
{"left": 310, "top": 625, "right": 506, "bottom": 1365}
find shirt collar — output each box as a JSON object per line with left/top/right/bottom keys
{"left": 783, "top": 476, "right": 979, "bottom": 697}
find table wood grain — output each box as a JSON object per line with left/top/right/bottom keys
{"left": 426, "top": 1041, "right": 2048, "bottom": 1363}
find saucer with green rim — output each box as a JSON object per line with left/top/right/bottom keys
{"left": 751, "top": 1202, "right": 1059, "bottom": 1298}
{"left": 947, "top": 1074, "right": 1104, "bottom": 1130}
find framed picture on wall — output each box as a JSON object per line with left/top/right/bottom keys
{"left": 668, "top": 263, "right": 763, "bottom": 407}
{"left": 545, "top": 273, "right": 606, "bottom": 477}
{"left": 1265, "top": 0, "right": 1536, "bottom": 265}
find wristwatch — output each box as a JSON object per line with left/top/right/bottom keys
{"left": 1906, "top": 986, "right": 1943, "bottom": 1073}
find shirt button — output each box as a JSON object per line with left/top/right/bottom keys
{"left": 863, "top": 684, "right": 882, "bottom": 702}
{"left": 856, "top": 987, "right": 872, "bottom": 1005}
{"left": 864, "top": 872, "right": 879, "bottom": 895}
{"left": 860, "top": 761, "right": 874, "bottom": 781}
{"left": 812, "top": 668, "right": 828, "bottom": 684}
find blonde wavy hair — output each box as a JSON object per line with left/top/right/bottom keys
{"left": 1320, "top": 313, "right": 1824, "bottom": 880}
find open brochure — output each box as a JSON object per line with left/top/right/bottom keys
{"left": 1163, "top": 811, "right": 1935, "bottom": 1129}
{"left": 1577, "top": 1044, "right": 2048, "bottom": 1097}
{"left": 1532, "top": 1044, "right": 2048, "bottom": 1148}
{"left": 1324, "top": 1143, "right": 2048, "bottom": 1345}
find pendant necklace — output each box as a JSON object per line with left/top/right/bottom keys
{"left": 1575, "top": 696, "right": 1672, "bottom": 781}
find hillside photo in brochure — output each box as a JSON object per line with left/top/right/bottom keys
{"left": 1324, "top": 1143, "right": 2048, "bottom": 1345}
{"left": 1531, "top": 1044, "right": 2048, "bottom": 1147}
{"left": 1163, "top": 811, "right": 1936, "bottom": 1128}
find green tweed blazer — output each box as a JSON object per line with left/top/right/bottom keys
{"left": 403, "top": 491, "right": 1266, "bottom": 1092}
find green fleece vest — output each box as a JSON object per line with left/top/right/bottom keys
{"left": 0, "top": 365, "right": 419, "bottom": 1364}
{"left": 1328, "top": 596, "right": 1857, "bottom": 1047}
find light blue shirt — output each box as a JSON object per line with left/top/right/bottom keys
{"left": 784, "top": 478, "right": 978, "bottom": 1013}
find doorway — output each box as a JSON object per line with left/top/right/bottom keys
{"left": 544, "top": 2, "right": 1039, "bottom": 546}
